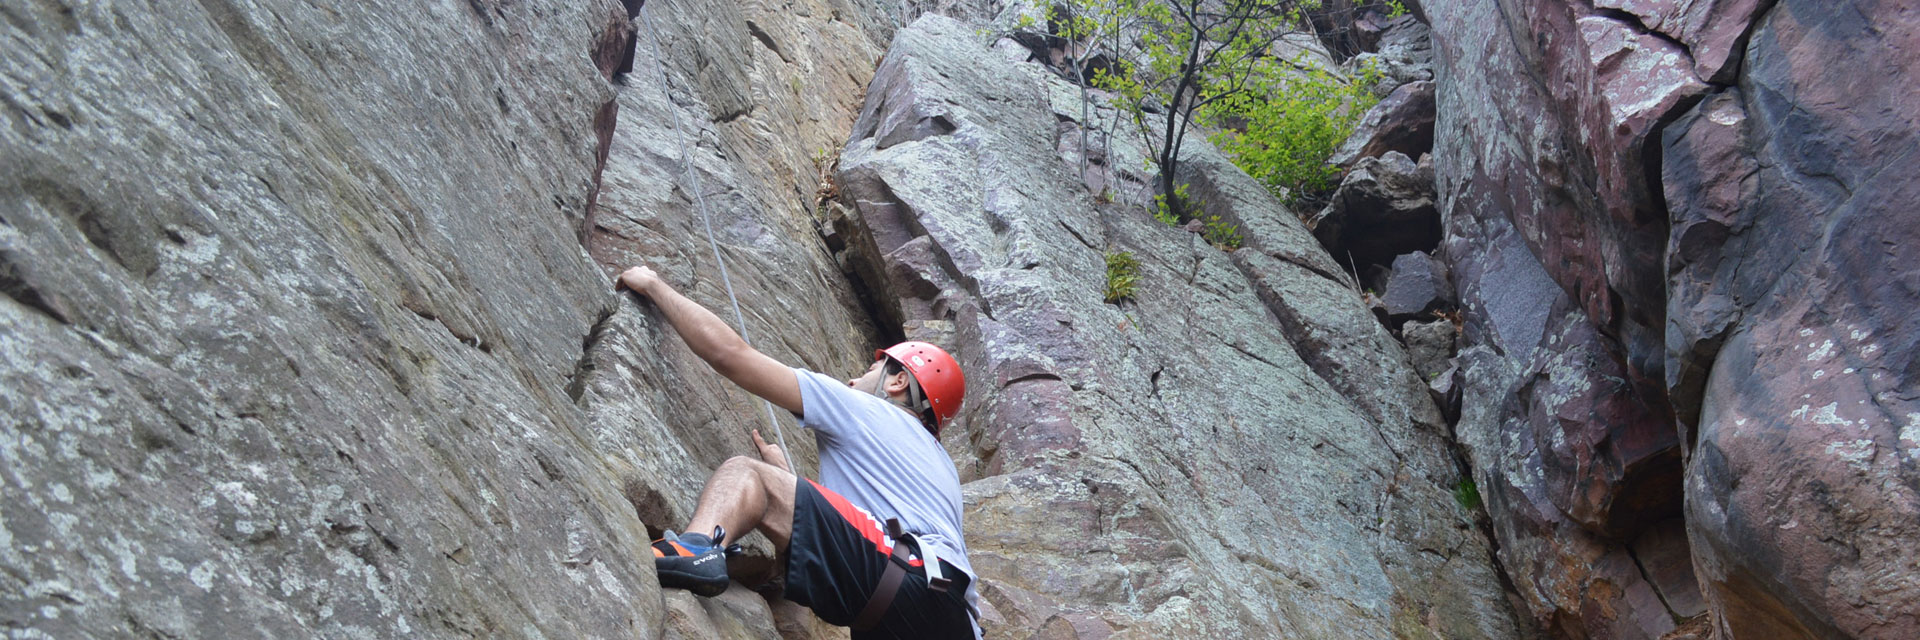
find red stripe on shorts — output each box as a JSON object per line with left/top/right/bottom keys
{"left": 808, "top": 479, "right": 924, "bottom": 567}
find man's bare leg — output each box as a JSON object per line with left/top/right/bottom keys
{"left": 684, "top": 455, "right": 797, "bottom": 552}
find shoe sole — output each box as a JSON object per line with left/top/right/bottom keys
{"left": 657, "top": 567, "right": 730, "bottom": 597}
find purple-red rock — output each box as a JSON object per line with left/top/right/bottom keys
{"left": 1431, "top": 0, "right": 1709, "bottom": 392}
{"left": 1664, "top": 2, "right": 1920, "bottom": 637}
{"left": 1442, "top": 210, "right": 1691, "bottom": 638}
{"left": 1592, "top": 0, "right": 1770, "bottom": 82}
{"left": 1433, "top": 0, "right": 1920, "bottom": 635}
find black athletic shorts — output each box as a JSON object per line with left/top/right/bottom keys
{"left": 784, "top": 478, "right": 975, "bottom": 639}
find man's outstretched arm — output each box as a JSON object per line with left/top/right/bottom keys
{"left": 617, "top": 265, "right": 802, "bottom": 414}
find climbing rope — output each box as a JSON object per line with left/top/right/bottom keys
{"left": 636, "top": 4, "right": 795, "bottom": 472}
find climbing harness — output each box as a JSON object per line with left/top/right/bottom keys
{"left": 852, "top": 518, "right": 955, "bottom": 631}
{"left": 636, "top": 4, "right": 794, "bottom": 472}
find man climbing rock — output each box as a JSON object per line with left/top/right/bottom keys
{"left": 616, "top": 265, "right": 980, "bottom": 639}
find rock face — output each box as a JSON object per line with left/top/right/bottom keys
{"left": 1428, "top": 0, "right": 1920, "bottom": 637}
{"left": 1442, "top": 207, "right": 1698, "bottom": 639}
{"left": 0, "top": 0, "right": 891, "bottom": 636}
{"left": 834, "top": 15, "right": 1521, "bottom": 638}
{"left": 0, "top": 0, "right": 1523, "bottom": 636}
{"left": 20, "top": 0, "right": 1911, "bottom": 636}
{"left": 1664, "top": 4, "right": 1920, "bottom": 638}
{"left": 0, "top": 0, "right": 662, "bottom": 636}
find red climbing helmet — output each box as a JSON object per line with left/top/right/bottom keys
{"left": 876, "top": 341, "right": 965, "bottom": 436}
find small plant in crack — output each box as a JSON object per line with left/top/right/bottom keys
{"left": 1103, "top": 251, "right": 1141, "bottom": 304}
{"left": 811, "top": 145, "right": 842, "bottom": 217}
{"left": 1452, "top": 477, "right": 1482, "bottom": 512}
{"left": 1201, "top": 214, "right": 1241, "bottom": 250}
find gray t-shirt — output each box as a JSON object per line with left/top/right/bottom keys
{"left": 792, "top": 368, "right": 977, "bottom": 605}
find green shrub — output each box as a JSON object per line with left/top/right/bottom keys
{"left": 1202, "top": 215, "right": 1242, "bottom": 250}
{"left": 1104, "top": 251, "right": 1142, "bottom": 304}
{"left": 1203, "top": 58, "right": 1383, "bottom": 204}
{"left": 1151, "top": 183, "right": 1189, "bottom": 226}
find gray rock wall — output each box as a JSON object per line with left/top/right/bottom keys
{"left": 835, "top": 15, "right": 1522, "bottom": 638}
{"left": 1, "top": 0, "right": 657, "bottom": 636}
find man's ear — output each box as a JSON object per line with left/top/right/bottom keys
{"left": 885, "top": 370, "right": 911, "bottom": 395}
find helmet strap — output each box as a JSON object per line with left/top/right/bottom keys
{"left": 878, "top": 359, "right": 935, "bottom": 428}
{"left": 868, "top": 361, "right": 893, "bottom": 402}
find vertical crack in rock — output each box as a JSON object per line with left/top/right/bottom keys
{"left": 1625, "top": 540, "right": 1683, "bottom": 621}
{"left": 565, "top": 303, "right": 618, "bottom": 404}
{"left": 1657, "top": 1, "right": 1783, "bottom": 430}
{"left": 1448, "top": 440, "right": 1532, "bottom": 634}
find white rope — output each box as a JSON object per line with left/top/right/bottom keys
{"left": 637, "top": 3, "right": 795, "bottom": 472}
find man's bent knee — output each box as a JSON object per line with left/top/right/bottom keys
{"left": 717, "top": 455, "right": 762, "bottom": 474}
{"left": 718, "top": 455, "right": 790, "bottom": 481}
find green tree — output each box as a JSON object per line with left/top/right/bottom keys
{"left": 1090, "top": 0, "right": 1312, "bottom": 221}
{"left": 1034, "top": 0, "right": 1385, "bottom": 217}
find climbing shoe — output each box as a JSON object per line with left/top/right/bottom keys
{"left": 652, "top": 527, "right": 730, "bottom": 597}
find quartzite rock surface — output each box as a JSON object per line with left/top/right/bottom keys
{"left": 1431, "top": 0, "right": 1709, "bottom": 392}
{"left": 583, "top": 0, "right": 903, "bottom": 634}
{"left": 0, "top": 0, "right": 896, "bottom": 636}
{"left": 1424, "top": 0, "right": 1710, "bottom": 634}
{"left": 835, "top": 15, "right": 1521, "bottom": 639}
{"left": 0, "top": 0, "right": 667, "bottom": 636}
{"left": 1442, "top": 209, "right": 1695, "bottom": 639}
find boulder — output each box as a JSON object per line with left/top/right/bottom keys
{"left": 1310, "top": 151, "right": 1440, "bottom": 273}
{"left": 1331, "top": 80, "right": 1436, "bottom": 167}
{"left": 1350, "top": 16, "right": 1435, "bottom": 95}
{"left": 1306, "top": 2, "right": 1403, "bottom": 60}
{"left": 1400, "top": 318, "right": 1455, "bottom": 383}
{"left": 1380, "top": 250, "right": 1452, "bottom": 320}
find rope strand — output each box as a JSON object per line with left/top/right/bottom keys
{"left": 637, "top": 4, "right": 795, "bottom": 472}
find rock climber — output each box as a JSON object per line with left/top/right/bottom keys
{"left": 615, "top": 265, "right": 980, "bottom": 639}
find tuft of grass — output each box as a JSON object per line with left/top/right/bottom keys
{"left": 1103, "top": 251, "right": 1141, "bottom": 304}
{"left": 1452, "top": 477, "right": 1483, "bottom": 512}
